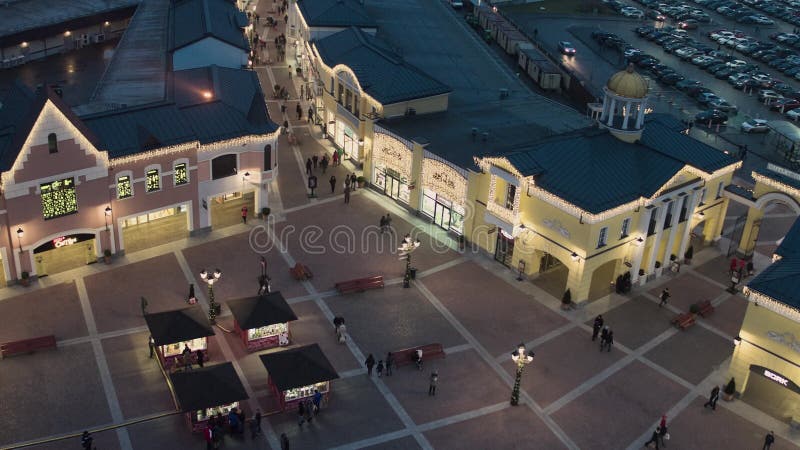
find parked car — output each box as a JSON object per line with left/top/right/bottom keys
{"left": 678, "top": 19, "right": 699, "bottom": 29}
{"left": 660, "top": 72, "right": 685, "bottom": 84}
{"left": 740, "top": 118, "right": 770, "bottom": 132}
{"left": 708, "top": 98, "right": 739, "bottom": 113}
{"left": 675, "top": 47, "right": 697, "bottom": 59}
{"left": 695, "top": 109, "right": 729, "bottom": 124}
{"left": 676, "top": 79, "right": 702, "bottom": 90}
{"left": 647, "top": 10, "right": 667, "bottom": 20}
{"left": 697, "top": 92, "right": 721, "bottom": 104}
{"left": 558, "top": 41, "right": 577, "bottom": 55}
{"left": 786, "top": 108, "right": 800, "bottom": 120}
{"left": 769, "top": 98, "right": 800, "bottom": 111}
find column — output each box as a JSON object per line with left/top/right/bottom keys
{"left": 566, "top": 258, "right": 590, "bottom": 304}
{"left": 606, "top": 97, "right": 617, "bottom": 126}
{"left": 622, "top": 100, "right": 632, "bottom": 129}
{"left": 636, "top": 99, "right": 647, "bottom": 128}
{"left": 738, "top": 204, "right": 764, "bottom": 256}
{"left": 677, "top": 191, "right": 701, "bottom": 261}
{"left": 659, "top": 199, "right": 683, "bottom": 277}
{"left": 643, "top": 204, "right": 668, "bottom": 275}
{"left": 630, "top": 207, "right": 651, "bottom": 284}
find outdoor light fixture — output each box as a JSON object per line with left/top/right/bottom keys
{"left": 104, "top": 206, "right": 112, "bottom": 231}
{"left": 510, "top": 343, "right": 534, "bottom": 406}
{"left": 104, "top": 21, "right": 110, "bottom": 26}
{"left": 20, "top": 42, "right": 28, "bottom": 48}
{"left": 199, "top": 269, "right": 222, "bottom": 324}
{"left": 358, "top": 139, "right": 365, "bottom": 147}
{"left": 734, "top": 336, "right": 742, "bottom": 346}
{"left": 571, "top": 252, "right": 579, "bottom": 261}
{"left": 202, "top": 91, "right": 213, "bottom": 99}
{"left": 64, "top": 31, "right": 71, "bottom": 37}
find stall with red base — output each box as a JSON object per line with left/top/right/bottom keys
{"left": 259, "top": 343, "right": 339, "bottom": 411}
{"left": 226, "top": 292, "right": 298, "bottom": 352}
{"left": 144, "top": 306, "right": 214, "bottom": 371}
{"left": 170, "top": 362, "right": 249, "bottom": 433}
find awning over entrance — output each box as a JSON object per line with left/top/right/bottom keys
{"left": 259, "top": 344, "right": 339, "bottom": 391}
{"left": 170, "top": 362, "right": 249, "bottom": 412}
{"left": 226, "top": 292, "right": 298, "bottom": 329}
{"left": 145, "top": 306, "right": 214, "bottom": 346}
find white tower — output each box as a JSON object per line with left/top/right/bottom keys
{"left": 599, "top": 63, "right": 650, "bottom": 143}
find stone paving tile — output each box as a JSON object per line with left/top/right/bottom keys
{"left": 215, "top": 322, "right": 275, "bottom": 394}
{"left": 182, "top": 231, "right": 306, "bottom": 302}
{"left": 0, "top": 343, "right": 111, "bottom": 446}
{"left": 589, "top": 295, "right": 674, "bottom": 350}
{"left": 363, "top": 435, "right": 421, "bottom": 450}
{"left": 649, "top": 272, "right": 726, "bottom": 312}
{"left": 552, "top": 360, "right": 688, "bottom": 450}
{"left": 422, "top": 261, "right": 569, "bottom": 357}
{"left": 644, "top": 326, "right": 734, "bottom": 385}
{"left": 85, "top": 253, "right": 189, "bottom": 333}
{"left": 502, "top": 327, "right": 625, "bottom": 408}
{"left": 21, "top": 430, "right": 122, "bottom": 450}
{"left": 298, "top": 135, "right": 354, "bottom": 201}
{"left": 424, "top": 404, "right": 567, "bottom": 450}
{"left": 0, "top": 282, "right": 86, "bottom": 342}
{"left": 268, "top": 376, "right": 405, "bottom": 449}
{"left": 758, "top": 215, "right": 797, "bottom": 242}
{"left": 126, "top": 413, "right": 204, "bottom": 450}
{"left": 703, "top": 294, "right": 748, "bottom": 338}
{"left": 278, "top": 195, "right": 457, "bottom": 292}
{"left": 692, "top": 255, "right": 736, "bottom": 288}
{"left": 667, "top": 397, "right": 798, "bottom": 450}
{"left": 382, "top": 349, "right": 509, "bottom": 424}
{"left": 275, "top": 132, "right": 310, "bottom": 210}
{"left": 326, "top": 284, "right": 466, "bottom": 359}
{"left": 102, "top": 331, "right": 177, "bottom": 419}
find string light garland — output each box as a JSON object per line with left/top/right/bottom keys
{"left": 486, "top": 174, "right": 520, "bottom": 225}
{"left": 422, "top": 158, "right": 467, "bottom": 204}
{"left": 744, "top": 286, "right": 800, "bottom": 325}
{"left": 111, "top": 142, "right": 199, "bottom": 165}
{"left": 373, "top": 132, "right": 412, "bottom": 180}
{"left": 752, "top": 171, "right": 800, "bottom": 200}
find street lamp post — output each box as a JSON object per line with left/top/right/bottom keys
{"left": 104, "top": 206, "right": 112, "bottom": 231}
{"left": 199, "top": 269, "right": 222, "bottom": 324}
{"left": 510, "top": 343, "right": 534, "bottom": 406}
{"left": 398, "top": 234, "right": 421, "bottom": 288}
{"left": 16, "top": 227, "right": 23, "bottom": 254}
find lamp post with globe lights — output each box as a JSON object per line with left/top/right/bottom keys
{"left": 398, "top": 234, "right": 421, "bottom": 288}
{"left": 199, "top": 269, "right": 222, "bottom": 324}
{"left": 510, "top": 343, "right": 534, "bottom": 406}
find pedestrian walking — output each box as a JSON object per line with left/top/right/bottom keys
{"left": 81, "top": 431, "right": 93, "bottom": 450}
{"left": 644, "top": 427, "right": 661, "bottom": 449}
{"left": 252, "top": 409, "right": 262, "bottom": 438}
{"left": 281, "top": 102, "right": 287, "bottom": 114}
{"left": 604, "top": 329, "right": 614, "bottom": 352}
{"left": 305, "top": 158, "right": 312, "bottom": 175}
{"left": 592, "top": 314, "right": 604, "bottom": 341}
{"left": 350, "top": 173, "right": 358, "bottom": 190}
{"left": 413, "top": 348, "right": 423, "bottom": 371}
{"left": 344, "top": 185, "right": 351, "bottom": 204}
{"left": 297, "top": 103, "right": 302, "bottom": 120}
{"left": 366, "top": 353, "right": 375, "bottom": 375}
{"left": 148, "top": 335, "right": 155, "bottom": 358}
{"left": 196, "top": 349, "right": 205, "bottom": 368}
{"left": 321, "top": 155, "right": 329, "bottom": 173}
{"left": 764, "top": 431, "right": 775, "bottom": 450}
{"left": 704, "top": 385, "right": 720, "bottom": 410}
{"left": 428, "top": 370, "right": 438, "bottom": 396}
{"left": 204, "top": 425, "right": 214, "bottom": 450}
{"left": 313, "top": 389, "right": 322, "bottom": 414}
{"left": 241, "top": 205, "right": 248, "bottom": 224}
{"left": 659, "top": 288, "right": 670, "bottom": 307}
{"left": 182, "top": 344, "right": 193, "bottom": 370}
{"left": 281, "top": 433, "right": 290, "bottom": 450}
{"left": 380, "top": 215, "right": 387, "bottom": 233}
{"left": 376, "top": 360, "right": 384, "bottom": 377}
{"left": 300, "top": 84, "right": 304, "bottom": 99}
{"left": 730, "top": 257, "right": 738, "bottom": 275}
{"left": 658, "top": 415, "right": 669, "bottom": 447}
{"left": 344, "top": 174, "right": 351, "bottom": 190}
{"left": 599, "top": 326, "right": 609, "bottom": 351}
{"left": 332, "top": 150, "right": 339, "bottom": 166}
{"left": 297, "top": 401, "right": 306, "bottom": 426}
{"left": 312, "top": 154, "right": 318, "bottom": 169}
{"left": 307, "top": 107, "right": 313, "bottom": 123}
{"left": 386, "top": 352, "right": 394, "bottom": 376}
{"left": 304, "top": 399, "right": 314, "bottom": 423}
{"left": 329, "top": 175, "right": 336, "bottom": 193}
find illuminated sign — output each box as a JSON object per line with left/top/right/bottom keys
{"left": 33, "top": 233, "right": 95, "bottom": 254}
{"left": 750, "top": 365, "right": 800, "bottom": 395}
{"left": 53, "top": 236, "right": 78, "bottom": 248}
{"left": 41, "top": 177, "right": 77, "bottom": 220}
{"left": 764, "top": 369, "right": 789, "bottom": 386}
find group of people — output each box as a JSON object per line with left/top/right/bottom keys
{"left": 203, "top": 407, "right": 263, "bottom": 449}
{"left": 297, "top": 389, "right": 324, "bottom": 427}
{"left": 379, "top": 213, "right": 393, "bottom": 234}
{"left": 729, "top": 257, "right": 754, "bottom": 280}
{"left": 364, "top": 352, "right": 396, "bottom": 377}
{"left": 179, "top": 344, "right": 204, "bottom": 371}
{"left": 592, "top": 315, "right": 614, "bottom": 352}
{"left": 643, "top": 415, "right": 669, "bottom": 449}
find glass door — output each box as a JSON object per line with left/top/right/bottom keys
{"left": 434, "top": 202, "right": 451, "bottom": 229}
{"left": 494, "top": 233, "right": 514, "bottom": 267}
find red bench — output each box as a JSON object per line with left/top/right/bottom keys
{"left": 393, "top": 343, "right": 445, "bottom": 368}
{"left": 335, "top": 276, "right": 384, "bottom": 294}
{"left": 696, "top": 300, "right": 715, "bottom": 318}
{"left": 289, "top": 263, "right": 313, "bottom": 281}
{"left": 671, "top": 313, "right": 695, "bottom": 330}
{"left": 1, "top": 335, "right": 57, "bottom": 358}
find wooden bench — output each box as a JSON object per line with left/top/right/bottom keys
{"left": 289, "top": 263, "right": 313, "bottom": 281}
{"left": 670, "top": 313, "right": 696, "bottom": 330}
{"left": 696, "top": 300, "right": 715, "bottom": 318}
{"left": 1, "top": 335, "right": 57, "bottom": 358}
{"left": 393, "top": 343, "right": 445, "bottom": 368}
{"left": 335, "top": 275, "right": 384, "bottom": 294}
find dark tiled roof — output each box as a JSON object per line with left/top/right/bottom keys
{"left": 144, "top": 306, "right": 215, "bottom": 346}
{"left": 639, "top": 114, "right": 737, "bottom": 173}
{"left": 297, "top": 0, "right": 376, "bottom": 27}
{"left": 754, "top": 165, "right": 800, "bottom": 193}
{"left": 171, "top": 363, "right": 249, "bottom": 412}
{"left": 747, "top": 252, "right": 800, "bottom": 309}
{"left": 170, "top": 0, "right": 249, "bottom": 52}
{"left": 260, "top": 344, "right": 339, "bottom": 391}
{"left": 314, "top": 27, "right": 451, "bottom": 105}
{"left": 226, "top": 292, "right": 298, "bottom": 330}
{"left": 776, "top": 217, "right": 800, "bottom": 259}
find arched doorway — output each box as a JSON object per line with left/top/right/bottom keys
{"left": 531, "top": 250, "right": 569, "bottom": 300}
{"left": 588, "top": 259, "right": 622, "bottom": 301}
{"left": 738, "top": 193, "right": 800, "bottom": 258}
{"left": 32, "top": 231, "right": 98, "bottom": 277}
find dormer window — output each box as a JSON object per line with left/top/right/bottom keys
{"left": 48, "top": 133, "right": 58, "bottom": 153}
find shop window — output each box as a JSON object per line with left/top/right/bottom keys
{"left": 337, "top": 83, "right": 343, "bottom": 104}
{"left": 263, "top": 144, "right": 272, "bottom": 171}
{"left": 679, "top": 196, "right": 688, "bottom": 222}
{"left": 505, "top": 184, "right": 516, "bottom": 210}
{"left": 716, "top": 181, "right": 724, "bottom": 199}
{"left": 174, "top": 163, "right": 189, "bottom": 186}
{"left": 620, "top": 217, "right": 631, "bottom": 238}
{"left": 647, "top": 207, "right": 659, "bottom": 236}
{"left": 211, "top": 154, "right": 237, "bottom": 180}
{"left": 117, "top": 175, "right": 133, "bottom": 199}
{"left": 47, "top": 133, "right": 58, "bottom": 153}
{"left": 422, "top": 191, "right": 436, "bottom": 217}
{"left": 146, "top": 168, "right": 160, "bottom": 192}
{"left": 597, "top": 226, "right": 608, "bottom": 248}
{"left": 41, "top": 177, "right": 77, "bottom": 220}
{"left": 345, "top": 89, "right": 352, "bottom": 110}
{"left": 663, "top": 201, "right": 674, "bottom": 229}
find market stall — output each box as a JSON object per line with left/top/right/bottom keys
{"left": 144, "top": 306, "right": 215, "bottom": 371}
{"left": 227, "top": 292, "right": 298, "bottom": 352}
{"left": 170, "top": 362, "right": 249, "bottom": 433}
{"left": 259, "top": 343, "right": 339, "bottom": 411}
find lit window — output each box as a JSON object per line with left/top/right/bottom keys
{"left": 146, "top": 169, "right": 160, "bottom": 192}
{"left": 598, "top": 226, "right": 608, "bottom": 248}
{"left": 174, "top": 163, "right": 188, "bottom": 186}
{"left": 41, "top": 177, "right": 77, "bottom": 220}
{"left": 505, "top": 184, "right": 516, "bottom": 210}
{"left": 620, "top": 218, "right": 631, "bottom": 238}
{"left": 117, "top": 175, "right": 132, "bottom": 199}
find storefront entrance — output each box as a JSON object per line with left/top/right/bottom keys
{"left": 743, "top": 365, "right": 800, "bottom": 422}
{"left": 210, "top": 191, "right": 255, "bottom": 229}
{"left": 374, "top": 167, "right": 410, "bottom": 205}
{"left": 333, "top": 121, "right": 358, "bottom": 161}
{"left": 494, "top": 231, "right": 514, "bottom": 267}
{"left": 34, "top": 233, "right": 96, "bottom": 276}
{"left": 122, "top": 205, "right": 189, "bottom": 253}
{"left": 422, "top": 190, "right": 465, "bottom": 234}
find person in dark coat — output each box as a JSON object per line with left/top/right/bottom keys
{"left": 365, "top": 354, "right": 376, "bottom": 375}
{"left": 350, "top": 173, "right": 358, "bottom": 190}
{"left": 148, "top": 335, "right": 155, "bottom": 358}
{"left": 659, "top": 288, "right": 670, "bottom": 307}
{"left": 196, "top": 349, "right": 205, "bottom": 368}
{"left": 376, "top": 360, "right": 384, "bottom": 377}
{"left": 312, "top": 389, "right": 322, "bottom": 414}
{"left": 329, "top": 175, "right": 336, "bottom": 193}
{"left": 297, "top": 401, "right": 306, "bottom": 426}
{"left": 599, "top": 326, "right": 609, "bottom": 351}
{"left": 305, "top": 158, "right": 312, "bottom": 175}
{"left": 280, "top": 433, "right": 290, "bottom": 450}
{"left": 592, "top": 315, "right": 604, "bottom": 341}
{"left": 704, "top": 386, "right": 720, "bottom": 410}
{"left": 385, "top": 352, "right": 394, "bottom": 376}
{"left": 428, "top": 370, "right": 438, "bottom": 396}
{"left": 81, "top": 431, "right": 93, "bottom": 450}
{"left": 644, "top": 427, "right": 661, "bottom": 449}
{"left": 763, "top": 431, "right": 775, "bottom": 450}
{"left": 604, "top": 330, "right": 614, "bottom": 352}
{"left": 297, "top": 103, "right": 303, "bottom": 120}
{"left": 344, "top": 185, "right": 351, "bottom": 204}
{"left": 312, "top": 154, "right": 318, "bottom": 169}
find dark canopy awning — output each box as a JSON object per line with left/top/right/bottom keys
{"left": 170, "top": 362, "right": 249, "bottom": 412}
{"left": 144, "top": 306, "right": 214, "bottom": 346}
{"left": 226, "top": 292, "right": 298, "bottom": 330}
{"left": 259, "top": 344, "right": 339, "bottom": 391}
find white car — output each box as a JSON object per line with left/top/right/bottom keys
{"left": 692, "top": 55, "right": 715, "bottom": 65}
{"left": 786, "top": 109, "right": 800, "bottom": 121}
{"left": 675, "top": 47, "right": 697, "bottom": 58}
{"left": 726, "top": 60, "right": 747, "bottom": 69}
{"left": 741, "top": 118, "right": 769, "bottom": 132}
{"left": 751, "top": 73, "right": 771, "bottom": 85}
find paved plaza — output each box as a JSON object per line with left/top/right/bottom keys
{"left": 2, "top": 4, "right": 800, "bottom": 450}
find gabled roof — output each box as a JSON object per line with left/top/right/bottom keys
{"left": 227, "top": 292, "right": 298, "bottom": 330}
{"left": 747, "top": 251, "right": 800, "bottom": 309}
{"left": 297, "top": 0, "right": 376, "bottom": 28}
{"left": 171, "top": 363, "right": 249, "bottom": 412}
{"left": 260, "top": 344, "right": 339, "bottom": 391}
{"left": 0, "top": 82, "right": 102, "bottom": 172}
{"left": 314, "top": 27, "right": 451, "bottom": 105}
{"left": 144, "top": 306, "right": 215, "bottom": 346}
{"left": 170, "top": 0, "right": 249, "bottom": 52}
{"left": 776, "top": 216, "right": 800, "bottom": 259}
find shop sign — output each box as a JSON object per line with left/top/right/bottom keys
{"left": 766, "top": 331, "right": 800, "bottom": 354}
{"left": 750, "top": 365, "right": 800, "bottom": 395}
{"left": 53, "top": 236, "right": 78, "bottom": 248}
{"left": 34, "top": 233, "right": 95, "bottom": 254}
{"left": 422, "top": 159, "right": 467, "bottom": 203}
{"left": 764, "top": 369, "right": 789, "bottom": 386}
